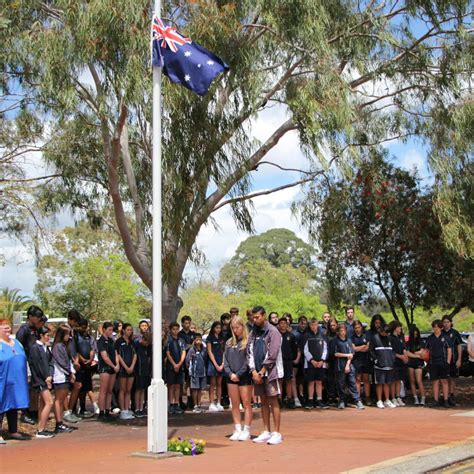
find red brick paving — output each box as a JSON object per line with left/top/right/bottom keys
{"left": 1, "top": 404, "right": 473, "bottom": 473}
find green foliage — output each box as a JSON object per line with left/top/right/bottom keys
{"left": 2, "top": 0, "right": 472, "bottom": 324}
{"left": 297, "top": 152, "right": 473, "bottom": 328}
{"left": 35, "top": 222, "right": 151, "bottom": 324}
{"left": 0, "top": 288, "right": 32, "bottom": 320}
{"left": 220, "top": 228, "right": 316, "bottom": 291}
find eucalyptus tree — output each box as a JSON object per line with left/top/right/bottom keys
{"left": 2, "top": 0, "right": 471, "bottom": 322}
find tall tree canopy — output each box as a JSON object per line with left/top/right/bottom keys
{"left": 219, "top": 228, "right": 316, "bottom": 291}
{"left": 297, "top": 153, "right": 473, "bottom": 328}
{"left": 2, "top": 0, "right": 472, "bottom": 322}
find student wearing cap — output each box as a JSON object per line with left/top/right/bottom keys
{"left": 165, "top": 322, "right": 186, "bottom": 414}
{"left": 370, "top": 324, "right": 396, "bottom": 409}
{"left": 303, "top": 318, "right": 329, "bottom": 410}
{"left": 29, "top": 326, "right": 55, "bottom": 438}
{"left": 133, "top": 320, "right": 151, "bottom": 417}
{"left": 441, "top": 315, "right": 463, "bottom": 406}
{"left": 16, "top": 305, "right": 43, "bottom": 425}
{"left": 186, "top": 333, "right": 207, "bottom": 414}
{"left": 332, "top": 323, "right": 365, "bottom": 410}
{"left": 425, "top": 320, "right": 452, "bottom": 408}
{"left": 248, "top": 306, "right": 284, "bottom": 445}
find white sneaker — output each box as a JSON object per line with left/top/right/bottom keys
{"left": 391, "top": 398, "right": 399, "bottom": 407}
{"left": 216, "top": 403, "right": 224, "bottom": 412}
{"left": 294, "top": 398, "right": 302, "bottom": 408}
{"left": 420, "top": 396, "right": 426, "bottom": 406}
{"left": 192, "top": 406, "right": 201, "bottom": 413}
{"left": 397, "top": 397, "right": 405, "bottom": 406}
{"left": 119, "top": 411, "right": 129, "bottom": 420}
{"left": 253, "top": 431, "right": 272, "bottom": 443}
{"left": 376, "top": 400, "right": 385, "bottom": 409}
{"left": 127, "top": 410, "right": 136, "bottom": 419}
{"left": 93, "top": 403, "right": 100, "bottom": 415}
{"left": 208, "top": 403, "right": 219, "bottom": 412}
{"left": 238, "top": 430, "right": 251, "bottom": 441}
{"left": 384, "top": 400, "right": 396, "bottom": 408}
{"left": 112, "top": 407, "right": 121, "bottom": 414}
{"left": 267, "top": 432, "right": 283, "bottom": 445}
{"left": 229, "top": 429, "right": 241, "bottom": 441}
{"left": 414, "top": 395, "right": 420, "bottom": 405}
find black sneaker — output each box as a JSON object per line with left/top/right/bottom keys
{"left": 36, "top": 430, "right": 55, "bottom": 439}
{"left": 286, "top": 399, "right": 296, "bottom": 409}
{"left": 134, "top": 410, "right": 146, "bottom": 418}
{"left": 431, "top": 400, "right": 440, "bottom": 408}
{"left": 443, "top": 400, "right": 451, "bottom": 409}
{"left": 175, "top": 404, "right": 184, "bottom": 414}
{"left": 304, "top": 402, "right": 313, "bottom": 410}
{"left": 315, "top": 400, "right": 329, "bottom": 410}
{"left": 168, "top": 404, "right": 176, "bottom": 415}
{"left": 20, "top": 414, "right": 37, "bottom": 425}
{"left": 448, "top": 395, "right": 456, "bottom": 407}
{"left": 179, "top": 401, "right": 187, "bottom": 412}
{"left": 54, "top": 424, "right": 73, "bottom": 434}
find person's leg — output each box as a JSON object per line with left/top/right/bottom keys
{"left": 347, "top": 370, "right": 361, "bottom": 402}
{"left": 448, "top": 377, "right": 456, "bottom": 399}
{"left": 268, "top": 396, "right": 281, "bottom": 433}
{"left": 209, "top": 377, "right": 216, "bottom": 404}
{"left": 118, "top": 377, "right": 127, "bottom": 410}
{"left": 125, "top": 377, "right": 134, "bottom": 412}
{"left": 135, "top": 388, "right": 143, "bottom": 412}
{"left": 315, "top": 380, "right": 323, "bottom": 400}
{"left": 216, "top": 376, "right": 222, "bottom": 404}
{"left": 356, "top": 373, "right": 362, "bottom": 396}
{"left": 336, "top": 372, "right": 346, "bottom": 404}
{"left": 260, "top": 393, "right": 271, "bottom": 432}
{"left": 383, "top": 383, "right": 390, "bottom": 401}
{"left": 408, "top": 368, "right": 417, "bottom": 396}
{"left": 285, "top": 379, "right": 293, "bottom": 400}
{"left": 395, "top": 380, "right": 401, "bottom": 398}
{"left": 390, "top": 380, "right": 396, "bottom": 399}
{"left": 54, "top": 389, "right": 67, "bottom": 423}
{"left": 68, "top": 381, "right": 82, "bottom": 414}
{"left": 441, "top": 379, "right": 449, "bottom": 401}
{"left": 432, "top": 379, "right": 440, "bottom": 401}
{"left": 6, "top": 409, "right": 18, "bottom": 434}
{"left": 307, "top": 380, "right": 315, "bottom": 403}
{"left": 376, "top": 383, "right": 383, "bottom": 402}
{"left": 415, "top": 369, "right": 425, "bottom": 397}
{"left": 106, "top": 374, "right": 117, "bottom": 410}
{"left": 98, "top": 373, "right": 109, "bottom": 411}
{"left": 197, "top": 389, "right": 202, "bottom": 407}
{"left": 38, "top": 390, "right": 54, "bottom": 432}
{"left": 363, "top": 373, "right": 371, "bottom": 399}
{"left": 240, "top": 385, "right": 253, "bottom": 428}
{"left": 228, "top": 383, "right": 241, "bottom": 425}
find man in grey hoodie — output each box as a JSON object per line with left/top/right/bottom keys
{"left": 247, "top": 306, "right": 283, "bottom": 445}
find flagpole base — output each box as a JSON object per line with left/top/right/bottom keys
{"left": 130, "top": 451, "right": 183, "bottom": 460}
{"left": 147, "top": 378, "right": 168, "bottom": 453}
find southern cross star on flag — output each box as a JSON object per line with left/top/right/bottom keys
{"left": 152, "top": 16, "right": 229, "bottom": 96}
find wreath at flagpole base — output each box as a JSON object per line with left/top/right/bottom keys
{"left": 168, "top": 437, "right": 206, "bottom": 456}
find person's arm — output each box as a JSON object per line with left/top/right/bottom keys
{"left": 334, "top": 351, "right": 353, "bottom": 358}
{"left": 455, "top": 333, "right": 463, "bottom": 368}
{"left": 100, "top": 349, "right": 117, "bottom": 369}
{"left": 52, "top": 344, "right": 73, "bottom": 374}
{"left": 129, "top": 351, "right": 137, "bottom": 372}
{"left": 165, "top": 350, "right": 177, "bottom": 369}
{"left": 468, "top": 336, "right": 474, "bottom": 358}
{"left": 261, "top": 329, "right": 283, "bottom": 375}
{"left": 177, "top": 348, "right": 186, "bottom": 368}
{"left": 303, "top": 340, "right": 313, "bottom": 364}
{"left": 206, "top": 341, "right": 219, "bottom": 369}
{"left": 447, "top": 346, "right": 452, "bottom": 365}
{"left": 223, "top": 346, "right": 232, "bottom": 377}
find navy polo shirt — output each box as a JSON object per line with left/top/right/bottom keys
{"left": 331, "top": 336, "right": 354, "bottom": 372}
{"left": 280, "top": 331, "right": 298, "bottom": 361}
{"left": 442, "top": 328, "right": 462, "bottom": 361}
{"left": 97, "top": 335, "right": 116, "bottom": 369}
{"left": 426, "top": 333, "right": 450, "bottom": 365}
{"left": 166, "top": 336, "right": 185, "bottom": 365}
{"left": 352, "top": 333, "right": 370, "bottom": 365}
{"left": 115, "top": 337, "right": 136, "bottom": 367}
{"left": 206, "top": 333, "right": 224, "bottom": 365}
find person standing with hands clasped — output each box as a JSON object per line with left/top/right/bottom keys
{"left": 248, "top": 306, "right": 284, "bottom": 445}
{"left": 207, "top": 321, "right": 225, "bottom": 412}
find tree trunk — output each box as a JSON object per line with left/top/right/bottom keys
{"left": 162, "top": 283, "right": 181, "bottom": 326}
{"left": 448, "top": 302, "right": 466, "bottom": 319}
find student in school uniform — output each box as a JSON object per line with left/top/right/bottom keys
{"left": 186, "top": 333, "right": 207, "bottom": 414}
{"left": 277, "top": 317, "right": 300, "bottom": 409}
{"left": 178, "top": 315, "right": 195, "bottom": 411}
{"left": 133, "top": 320, "right": 151, "bottom": 417}
{"left": 220, "top": 313, "right": 232, "bottom": 409}
{"left": 370, "top": 324, "right": 396, "bottom": 409}
{"left": 426, "top": 320, "right": 452, "bottom": 408}
{"left": 248, "top": 306, "right": 284, "bottom": 445}
{"left": 351, "top": 320, "right": 372, "bottom": 405}
{"left": 29, "top": 327, "right": 55, "bottom": 438}
{"left": 224, "top": 317, "right": 253, "bottom": 441}
{"left": 442, "top": 315, "right": 463, "bottom": 406}
{"left": 406, "top": 325, "right": 426, "bottom": 405}
{"left": 97, "top": 321, "right": 120, "bottom": 421}
{"left": 166, "top": 322, "right": 186, "bottom": 414}
{"left": 206, "top": 321, "right": 225, "bottom": 412}
{"left": 303, "top": 318, "right": 329, "bottom": 410}
{"left": 116, "top": 323, "right": 137, "bottom": 420}
{"left": 389, "top": 320, "right": 408, "bottom": 407}
{"left": 51, "top": 325, "right": 76, "bottom": 433}
{"left": 325, "top": 318, "right": 339, "bottom": 405}
{"left": 332, "top": 323, "right": 365, "bottom": 410}
{"left": 292, "top": 316, "right": 308, "bottom": 407}
{"left": 344, "top": 306, "right": 356, "bottom": 340}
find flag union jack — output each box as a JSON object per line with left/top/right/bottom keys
{"left": 152, "top": 17, "right": 191, "bottom": 53}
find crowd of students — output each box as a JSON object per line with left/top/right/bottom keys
{"left": 0, "top": 304, "right": 472, "bottom": 446}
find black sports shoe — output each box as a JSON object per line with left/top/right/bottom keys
{"left": 179, "top": 401, "right": 187, "bottom": 412}
{"left": 304, "top": 402, "right": 313, "bottom": 410}
{"left": 20, "top": 414, "right": 37, "bottom": 425}
{"left": 54, "top": 424, "right": 73, "bottom": 434}
{"left": 443, "top": 400, "right": 451, "bottom": 409}
{"left": 36, "top": 430, "right": 55, "bottom": 439}
{"left": 448, "top": 395, "right": 456, "bottom": 407}
{"left": 315, "top": 400, "right": 330, "bottom": 410}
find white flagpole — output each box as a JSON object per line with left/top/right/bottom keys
{"left": 148, "top": 0, "right": 168, "bottom": 454}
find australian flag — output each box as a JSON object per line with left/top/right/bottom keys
{"left": 152, "top": 17, "right": 229, "bottom": 96}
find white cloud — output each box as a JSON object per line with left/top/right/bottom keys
{"left": 397, "top": 148, "right": 426, "bottom": 175}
